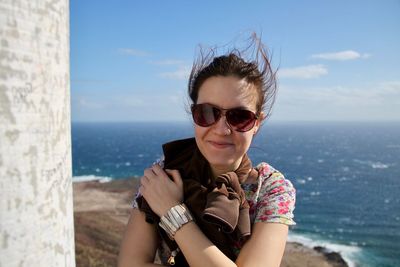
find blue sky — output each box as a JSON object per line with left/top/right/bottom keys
{"left": 71, "top": 0, "right": 400, "bottom": 122}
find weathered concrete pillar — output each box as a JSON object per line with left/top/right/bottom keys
{"left": 0, "top": 0, "right": 75, "bottom": 266}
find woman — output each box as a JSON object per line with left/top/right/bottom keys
{"left": 118, "top": 36, "right": 295, "bottom": 267}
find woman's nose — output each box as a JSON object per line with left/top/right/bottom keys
{"left": 212, "top": 115, "right": 232, "bottom": 136}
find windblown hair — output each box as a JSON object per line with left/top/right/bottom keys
{"left": 188, "top": 33, "right": 278, "bottom": 119}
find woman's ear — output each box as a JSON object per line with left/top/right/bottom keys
{"left": 253, "top": 112, "right": 265, "bottom": 135}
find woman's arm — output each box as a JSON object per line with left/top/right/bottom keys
{"left": 236, "top": 222, "right": 288, "bottom": 267}
{"left": 161, "top": 215, "right": 288, "bottom": 267}
{"left": 118, "top": 207, "right": 288, "bottom": 267}
{"left": 139, "top": 165, "right": 289, "bottom": 267}
{"left": 118, "top": 208, "right": 164, "bottom": 267}
{"left": 173, "top": 221, "right": 237, "bottom": 267}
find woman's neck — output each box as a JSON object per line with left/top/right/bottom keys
{"left": 210, "top": 161, "right": 241, "bottom": 178}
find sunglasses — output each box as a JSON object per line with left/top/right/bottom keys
{"left": 191, "top": 103, "right": 259, "bottom": 132}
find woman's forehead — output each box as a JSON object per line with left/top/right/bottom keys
{"left": 197, "top": 76, "right": 258, "bottom": 109}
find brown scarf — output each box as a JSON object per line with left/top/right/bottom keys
{"left": 137, "top": 138, "right": 257, "bottom": 266}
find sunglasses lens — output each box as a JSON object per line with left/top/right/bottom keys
{"left": 227, "top": 109, "right": 257, "bottom": 132}
{"left": 192, "top": 104, "right": 257, "bottom": 132}
{"left": 192, "top": 104, "right": 220, "bottom": 127}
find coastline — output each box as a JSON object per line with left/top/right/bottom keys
{"left": 73, "top": 178, "right": 349, "bottom": 267}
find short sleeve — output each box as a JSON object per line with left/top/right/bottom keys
{"left": 254, "top": 165, "right": 296, "bottom": 225}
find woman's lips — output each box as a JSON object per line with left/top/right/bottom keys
{"left": 207, "top": 140, "right": 234, "bottom": 149}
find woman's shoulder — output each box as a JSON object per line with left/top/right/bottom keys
{"left": 253, "top": 162, "right": 296, "bottom": 225}
{"left": 255, "top": 162, "right": 286, "bottom": 182}
{"left": 255, "top": 162, "right": 277, "bottom": 177}
{"left": 254, "top": 162, "right": 296, "bottom": 197}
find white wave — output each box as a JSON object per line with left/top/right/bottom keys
{"left": 287, "top": 232, "right": 362, "bottom": 267}
{"left": 297, "top": 179, "right": 306, "bottom": 184}
{"left": 353, "top": 159, "right": 389, "bottom": 169}
{"left": 386, "top": 144, "right": 400, "bottom": 149}
{"left": 371, "top": 162, "right": 388, "bottom": 169}
{"left": 73, "top": 175, "right": 113, "bottom": 183}
{"left": 342, "top": 166, "right": 350, "bottom": 172}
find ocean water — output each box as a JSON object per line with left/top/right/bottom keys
{"left": 72, "top": 121, "right": 400, "bottom": 267}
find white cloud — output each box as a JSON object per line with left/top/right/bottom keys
{"left": 78, "top": 98, "right": 104, "bottom": 109}
{"left": 72, "top": 90, "right": 190, "bottom": 122}
{"left": 272, "top": 81, "right": 400, "bottom": 121}
{"left": 281, "top": 82, "right": 400, "bottom": 106}
{"left": 379, "top": 81, "right": 400, "bottom": 92}
{"left": 116, "top": 96, "right": 146, "bottom": 107}
{"left": 113, "top": 92, "right": 188, "bottom": 121}
{"left": 279, "top": 64, "right": 328, "bottom": 79}
{"left": 149, "top": 59, "right": 185, "bottom": 65}
{"left": 72, "top": 79, "right": 110, "bottom": 85}
{"left": 159, "top": 66, "right": 191, "bottom": 80}
{"left": 113, "top": 91, "right": 186, "bottom": 109}
{"left": 311, "top": 50, "right": 370, "bottom": 61}
{"left": 72, "top": 82, "right": 400, "bottom": 122}
{"left": 118, "top": 48, "right": 150, "bottom": 57}
{"left": 360, "top": 53, "right": 371, "bottom": 59}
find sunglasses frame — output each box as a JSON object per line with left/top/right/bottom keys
{"left": 191, "top": 103, "right": 259, "bottom": 132}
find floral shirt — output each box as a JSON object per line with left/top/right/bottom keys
{"left": 132, "top": 162, "right": 296, "bottom": 262}
{"left": 243, "top": 162, "right": 296, "bottom": 225}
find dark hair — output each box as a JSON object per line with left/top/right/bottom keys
{"left": 188, "top": 34, "right": 277, "bottom": 119}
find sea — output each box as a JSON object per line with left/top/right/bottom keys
{"left": 72, "top": 121, "right": 400, "bottom": 267}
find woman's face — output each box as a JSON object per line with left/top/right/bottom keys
{"left": 194, "top": 75, "right": 261, "bottom": 176}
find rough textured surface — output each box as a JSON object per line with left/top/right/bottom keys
{"left": 74, "top": 179, "right": 137, "bottom": 267}
{"left": 0, "top": 0, "right": 74, "bottom": 266}
{"left": 73, "top": 179, "right": 348, "bottom": 267}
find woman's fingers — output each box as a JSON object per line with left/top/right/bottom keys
{"left": 140, "top": 167, "right": 156, "bottom": 194}
{"left": 143, "top": 167, "right": 156, "bottom": 179}
{"left": 139, "top": 166, "right": 184, "bottom": 216}
{"left": 151, "top": 164, "right": 169, "bottom": 178}
{"left": 139, "top": 175, "right": 149, "bottom": 196}
{"left": 165, "top": 169, "right": 183, "bottom": 187}
{"left": 143, "top": 165, "right": 182, "bottom": 187}
{"left": 140, "top": 175, "right": 148, "bottom": 186}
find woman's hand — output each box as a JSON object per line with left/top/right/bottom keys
{"left": 139, "top": 164, "right": 184, "bottom": 217}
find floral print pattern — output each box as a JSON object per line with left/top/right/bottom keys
{"left": 232, "top": 162, "right": 296, "bottom": 255}
{"left": 251, "top": 162, "right": 296, "bottom": 225}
